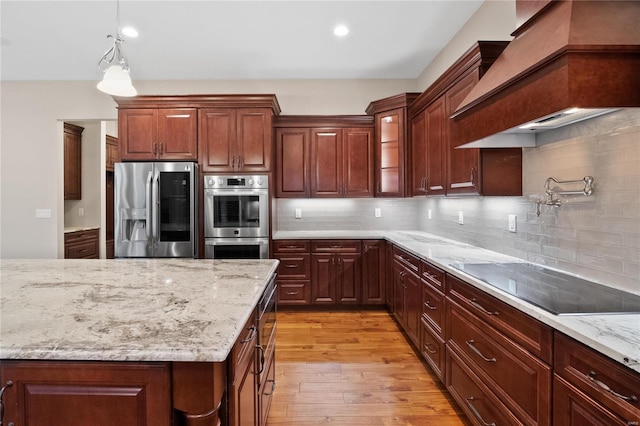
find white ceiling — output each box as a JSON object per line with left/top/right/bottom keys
{"left": 1, "top": 0, "right": 484, "bottom": 81}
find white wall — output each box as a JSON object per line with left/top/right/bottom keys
{"left": 0, "top": 79, "right": 414, "bottom": 258}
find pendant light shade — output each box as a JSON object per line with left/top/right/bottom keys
{"left": 97, "top": 0, "right": 137, "bottom": 97}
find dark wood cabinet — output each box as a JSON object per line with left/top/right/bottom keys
{"left": 105, "top": 134, "right": 119, "bottom": 172}
{"left": 310, "top": 240, "right": 362, "bottom": 305}
{"left": 64, "top": 228, "right": 99, "bottom": 259}
{"left": 419, "top": 260, "right": 447, "bottom": 380}
{"left": 366, "top": 93, "right": 420, "bottom": 197}
{"left": 361, "top": 240, "right": 385, "bottom": 305}
{"left": 275, "top": 128, "right": 311, "bottom": 197}
{"left": 199, "top": 108, "right": 273, "bottom": 173}
{"left": 228, "top": 309, "right": 259, "bottom": 426}
{"left": 118, "top": 108, "right": 197, "bottom": 161}
{"left": 391, "top": 246, "right": 421, "bottom": 348}
{"left": 311, "top": 128, "right": 374, "bottom": 198}
{"left": 106, "top": 172, "right": 115, "bottom": 259}
{"left": 64, "top": 122, "right": 83, "bottom": 200}
{"left": 274, "top": 116, "right": 374, "bottom": 198}
{"left": 273, "top": 240, "right": 311, "bottom": 306}
{"left": 410, "top": 41, "right": 522, "bottom": 197}
{"left": 0, "top": 360, "right": 171, "bottom": 426}
{"left": 412, "top": 97, "right": 446, "bottom": 196}
{"left": 553, "top": 332, "right": 640, "bottom": 426}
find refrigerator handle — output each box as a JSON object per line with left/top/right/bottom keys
{"left": 145, "top": 171, "right": 153, "bottom": 240}
{"left": 152, "top": 170, "right": 160, "bottom": 246}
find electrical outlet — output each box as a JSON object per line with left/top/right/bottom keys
{"left": 295, "top": 208, "right": 302, "bottom": 219}
{"left": 508, "top": 215, "right": 517, "bottom": 233}
{"left": 374, "top": 208, "right": 381, "bottom": 218}
{"left": 78, "top": 207, "right": 85, "bottom": 216}
{"left": 428, "top": 209, "right": 432, "bottom": 220}
{"left": 35, "top": 209, "right": 51, "bottom": 219}
{"left": 458, "top": 211, "right": 464, "bottom": 225}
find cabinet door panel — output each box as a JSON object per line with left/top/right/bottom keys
{"left": 410, "top": 110, "right": 427, "bottom": 196}
{"left": 0, "top": 361, "right": 170, "bottom": 426}
{"left": 275, "top": 128, "right": 310, "bottom": 197}
{"left": 392, "top": 262, "right": 406, "bottom": 324}
{"left": 446, "top": 70, "right": 480, "bottom": 195}
{"left": 64, "top": 125, "right": 82, "bottom": 200}
{"left": 120, "top": 109, "right": 158, "bottom": 160}
{"left": 425, "top": 97, "right": 446, "bottom": 196}
{"left": 311, "top": 254, "right": 336, "bottom": 304}
{"left": 158, "top": 109, "right": 197, "bottom": 160}
{"left": 311, "top": 129, "right": 342, "bottom": 197}
{"left": 343, "top": 127, "right": 374, "bottom": 197}
{"left": 198, "top": 109, "right": 236, "bottom": 172}
{"left": 376, "top": 109, "right": 404, "bottom": 197}
{"left": 237, "top": 109, "right": 271, "bottom": 171}
{"left": 336, "top": 254, "right": 361, "bottom": 304}
{"left": 404, "top": 270, "right": 421, "bottom": 348}
{"left": 362, "top": 240, "right": 385, "bottom": 305}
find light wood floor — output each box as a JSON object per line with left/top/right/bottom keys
{"left": 266, "top": 310, "right": 471, "bottom": 426}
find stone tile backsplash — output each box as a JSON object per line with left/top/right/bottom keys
{"left": 275, "top": 110, "right": 640, "bottom": 293}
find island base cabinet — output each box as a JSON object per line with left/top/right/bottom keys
{"left": 172, "top": 362, "right": 227, "bottom": 426}
{"left": 0, "top": 361, "right": 171, "bottom": 426}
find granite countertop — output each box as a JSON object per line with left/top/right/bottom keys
{"left": 64, "top": 226, "right": 100, "bottom": 233}
{"left": 273, "top": 230, "right": 640, "bottom": 373}
{"left": 0, "top": 259, "right": 279, "bottom": 363}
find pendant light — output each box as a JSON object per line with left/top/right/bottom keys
{"left": 97, "top": 0, "right": 137, "bottom": 97}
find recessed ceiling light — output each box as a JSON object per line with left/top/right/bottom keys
{"left": 334, "top": 24, "right": 349, "bottom": 37}
{"left": 121, "top": 26, "right": 139, "bottom": 38}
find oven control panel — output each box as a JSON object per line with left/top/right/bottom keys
{"left": 204, "top": 175, "right": 269, "bottom": 189}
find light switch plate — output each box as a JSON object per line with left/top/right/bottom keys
{"left": 428, "top": 209, "right": 432, "bottom": 220}
{"left": 458, "top": 211, "right": 464, "bottom": 225}
{"left": 36, "top": 209, "right": 51, "bottom": 219}
{"left": 508, "top": 215, "right": 517, "bottom": 232}
{"left": 295, "top": 208, "right": 302, "bottom": 219}
{"left": 374, "top": 208, "right": 381, "bottom": 218}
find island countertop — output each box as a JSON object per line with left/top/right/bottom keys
{"left": 0, "top": 259, "right": 279, "bottom": 363}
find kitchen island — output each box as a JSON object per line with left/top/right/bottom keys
{"left": 0, "top": 258, "right": 279, "bottom": 425}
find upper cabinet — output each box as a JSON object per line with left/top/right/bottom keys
{"left": 118, "top": 108, "right": 197, "bottom": 161}
{"left": 105, "top": 135, "right": 119, "bottom": 172}
{"left": 199, "top": 108, "right": 273, "bottom": 173}
{"left": 63, "top": 122, "right": 83, "bottom": 200}
{"left": 274, "top": 116, "right": 374, "bottom": 198}
{"left": 410, "top": 41, "right": 523, "bottom": 197}
{"left": 366, "top": 93, "right": 420, "bottom": 197}
{"left": 114, "top": 95, "right": 281, "bottom": 166}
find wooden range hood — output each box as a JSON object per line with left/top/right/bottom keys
{"left": 451, "top": 0, "right": 640, "bottom": 148}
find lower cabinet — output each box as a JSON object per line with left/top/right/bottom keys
{"left": 228, "top": 310, "right": 259, "bottom": 426}
{"left": 310, "top": 240, "right": 362, "bottom": 305}
{"left": 64, "top": 228, "right": 99, "bottom": 259}
{"left": 362, "top": 240, "right": 386, "bottom": 305}
{"left": 273, "top": 240, "right": 312, "bottom": 306}
{"left": 553, "top": 332, "right": 640, "bottom": 426}
{"left": 391, "top": 246, "right": 421, "bottom": 348}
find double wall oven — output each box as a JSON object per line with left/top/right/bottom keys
{"left": 203, "top": 175, "right": 270, "bottom": 259}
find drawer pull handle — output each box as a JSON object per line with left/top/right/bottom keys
{"left": 264, "top": 379, "right": 276, "bottom": 396}
{"left": 240, "top": 325, "right": 257, "bottom": 343}
{"left": 0, "top": 380, "right": 14, "bottom": 425}
{"left": 284, "top": 264, "right": 298, "bottom": 268}
{"left": 285, "top": 245, "right": 298, "bottom": 249}
{"left": 424, "top": 301, "right": 437, "bottom": 310}
{"left": 466, "top": 340, "right": 497, "bottom": 363}
{"left": 469, "top": 298, "right": 499, "bottom": 316}
{"left": 465, "top": 397, "right": 496, "bottom": 426}
{"left": 424, "top": 343, "right": 437, "bottom": 354}
{"left": 588, "top": 371, "right": 638, "bottom": 403}
{"left": 285, "top": 291, "right": 300, "bottom": 296}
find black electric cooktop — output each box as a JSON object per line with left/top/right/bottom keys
{"left": 450, "top": 262, "right": 640, "bottom": 315}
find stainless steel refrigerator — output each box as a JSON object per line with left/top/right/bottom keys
{"left": 115, "top": 162, "right": 197, "bottom": 258}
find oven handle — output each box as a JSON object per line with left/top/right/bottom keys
{"left": 145, "top": 171, "right": 153, "bottom": 240}
{"left": 151, "top": 169, "right": 160, "bottom": 246}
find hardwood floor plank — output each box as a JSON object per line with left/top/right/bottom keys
{"left": 266, "top": 310, "right": 470, "bottom": 426}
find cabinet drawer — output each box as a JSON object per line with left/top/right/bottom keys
{"left": 446, "top": 347, "right": 523, "bottom": 426}
{"left": 230, "top": 312, "right": 257, "bottom": 382}
{"left": 448, "top": 274, "right": 553, "bottom": 363}
{"left": 64, "top": 229, "right": 99, "bottom": 244}
{"left": 421, "top": 318, "right": 445, "bottom": 381}
{"left": 275, "top": 254, "right": 310, "bottom": 279}
{"left": 422, "top": 280, "right": 445, "bottom": 337}
{"left": 554, "top": 332, "right": 640, "bottom": 422}
{"left": 421, "top": 260, "right": 445, "bottom": 293}
{"left": 277, "top": 281, "right": 311, "bottom": 305}
{"left": 311, "top": 240, "right": 361, "bottom": 253}
{"left": 393, "top": 246, "right": 420, "bottom": 274}
{"left": 448, "top": 300, "right": 551, "bottom": 426}
{"left": 553, "top": 375, "right": 635, "bottom": 426}
{"left": 273, "top": 240, "right": 310, "bottom": 253}
{"left": 65, "top": 240, "right": 99, "bottom": 259}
